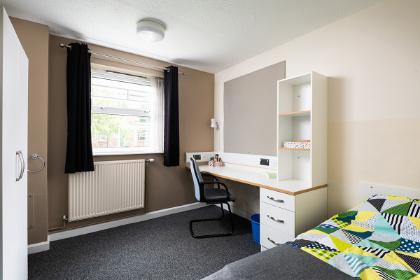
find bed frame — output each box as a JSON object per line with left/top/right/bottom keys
{"left": 360, "top": 181, "right": 419, "bottom": 199}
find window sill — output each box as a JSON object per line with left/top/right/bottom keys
{"left": 93, "top": 150, "right": 164, "bottom": 156}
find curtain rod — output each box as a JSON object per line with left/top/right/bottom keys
{"left": 59, "top": 43, "right": 184, "bottom": 75}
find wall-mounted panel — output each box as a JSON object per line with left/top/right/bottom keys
{"left": 224, "top": 61, "right": 285, "bottom": 156}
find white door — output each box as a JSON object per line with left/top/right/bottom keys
{"left": 1, "top": 8, "right": 29, "bottom": 280}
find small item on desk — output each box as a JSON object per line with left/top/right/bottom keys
{"left": 266, "top": 171, "right": 277, "bottom": 180}
{"left": 208, "top": 154, "right": 224, "bottom": 167}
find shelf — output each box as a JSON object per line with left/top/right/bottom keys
{"left": 279, "top": 147, "right": 310, "bottom": 151}
{"left": 277, "top": 73, "right": 311, "bottom": 86}
{"left": 278, "top": 110, "right": 311, "bottom": 117}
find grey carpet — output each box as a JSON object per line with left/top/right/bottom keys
{"left": 29, "top": 206, "right": 259, "bottom": 280}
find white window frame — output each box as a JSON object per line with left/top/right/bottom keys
{"left": 91, "top": 70, "right": 164, "bottom": 156}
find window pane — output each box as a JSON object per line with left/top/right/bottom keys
{"left": 90, "top": 71, "right": 163, "bottom": 154}
{"left": 91, "top": 113, "right": 151, "bottom": 149}
{"left": 92, "top": 78, "right": 153, "bottom": 112}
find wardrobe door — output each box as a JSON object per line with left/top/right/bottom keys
{"left": 1, "top": 7, "right": 29, "bottom": 280}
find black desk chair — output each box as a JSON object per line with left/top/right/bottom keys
{"left": 189, "top": 158, "right": 234, "bottom": 238}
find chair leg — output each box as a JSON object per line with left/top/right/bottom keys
{"left": 189, "top": 203, "right": 234, "bottom": 239}
{"left": 226, "top": 202, "right": 234, "bottom": 233}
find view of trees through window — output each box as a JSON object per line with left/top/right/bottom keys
{"left": 91, "top": 71, "right": 161, "bottom": 154}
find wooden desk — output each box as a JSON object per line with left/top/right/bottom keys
{"left": 198, "top": 164, "right": 327, "bottom": 196}
{"left": 189, "top": 163, "right": 328, "bottom": 251}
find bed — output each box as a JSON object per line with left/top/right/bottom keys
{"left": 204, "top": 186, "right": 419, "bottom": 280}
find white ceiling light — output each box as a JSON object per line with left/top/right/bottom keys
{"left": 136, "top": 18, "right": 166, "bottom": 42}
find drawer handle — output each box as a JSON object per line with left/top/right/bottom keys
{"left": 267, "top": 237, "right": 280, "bottom": 246}
{"left": 267, "top": 215, "right": 284, "bottom": 224}
{"left": 266, "top": 196, "right": 284, "bottom": 203}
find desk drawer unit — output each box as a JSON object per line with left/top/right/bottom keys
{"left": 260, "top": 189, "right": 296, "bottom": 250}
{"left": 260, "top": 203, "right": 295, "bottom": 235}
{"left": 260, "top": 223, "right": 292, "bottom": 249}
{"left": 260, "top": 188, "right": 295, "bottom": 212}
{"left": 260, "top": 200, "right": 295, "bottom": 249}
{"left": 259, "top": 187, "right": 328, "bottom": 251}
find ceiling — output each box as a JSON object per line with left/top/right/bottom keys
{"left": 5, "top": 0, "right": 379, "bottom": 73}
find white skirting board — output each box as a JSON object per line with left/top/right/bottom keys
{"left": 28, "top": 202, "right": 206, "bottom": 254}
{"left": 28, "top": 238, "right": 50, "bottom": 255}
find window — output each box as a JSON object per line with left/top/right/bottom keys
{"left": 91, "top": 70, "right": 164, "bottom": 155}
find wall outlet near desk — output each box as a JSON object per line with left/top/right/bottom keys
{"left": 186, "top": 152, "right": 214, "bottom": 163}
{"left": 192, "top": 154, "right": 201, "bottom": 160}
{"left": 260, "top": 158, "right": 270, "bottom": 166}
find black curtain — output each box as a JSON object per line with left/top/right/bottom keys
{"left": 163, "top": 66, "right": 180, "bottom": 166}
{"left": 65, "top": 43, "right": 94, "bottom": 173}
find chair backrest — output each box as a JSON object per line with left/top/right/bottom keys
{"left": 189, "top": 158, "right": 204, "bottom": 202}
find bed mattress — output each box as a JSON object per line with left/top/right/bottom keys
{"left": 202, "top": 244, "right": 352, "bottom": 280}
{"left": 287, "top": 195, "right": 419, "bottom": 279}
{"left": 204, "top": 194, "right": 419, "bottom": 280}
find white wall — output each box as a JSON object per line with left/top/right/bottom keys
{"left": 215, "top": 0, "right": 420, "bottom": 215}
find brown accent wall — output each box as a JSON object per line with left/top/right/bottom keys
{"left": 48, "top": 35, "right": 214, "bottom": 231}
{"left": 11, "top": 18, "right": 49, "bottom": 244}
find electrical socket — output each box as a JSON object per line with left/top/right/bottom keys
{"left": 260, "top": 158, "right": 270, "bottom": 166}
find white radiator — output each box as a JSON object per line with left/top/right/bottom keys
{"left": 68, "top": 160, "right": 145, "bottom": 222}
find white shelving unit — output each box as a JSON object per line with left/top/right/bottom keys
{"left": 260, "top": 72, "right": 328, "bottom": 251}
{"left": 276, "top": 72, "right": 327, "bottom": 189}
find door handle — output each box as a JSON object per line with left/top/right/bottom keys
{"left": 18, "top": 151, "right": 25, "bottom": 181}
{"left": 20, "top": 151, "right": 26, "bottom": 180}
{"left": 267, "top": 237, "right": 280, "bottom": 246}
{"left": 267, "top": 214, "right": 284, "bottom": 224}
{"left": 16, "top": 151, "right": 21, "bottom": 181}
{"left": 266, "top": 196, "right": 284, "bottom": 203}
{"left": 16, "top": 151, "right": 25, "bottom": 182}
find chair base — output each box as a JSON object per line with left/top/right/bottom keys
{"left": 189, "top": 202, "right": 234, "bottom": 239}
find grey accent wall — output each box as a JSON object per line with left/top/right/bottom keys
{"left": 223, "top": 61, "right": 285, "bottom": 156}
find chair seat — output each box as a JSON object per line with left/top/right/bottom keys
{"left": 204, "top": 188, "right": 231, "bottom": 203}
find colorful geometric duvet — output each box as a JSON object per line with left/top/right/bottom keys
{"left": 287, "top": 195, "right": 420, "bottom": 279}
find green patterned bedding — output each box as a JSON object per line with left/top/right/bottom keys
{"left": 287, "top": 195, "right": 419, "bottom": 279}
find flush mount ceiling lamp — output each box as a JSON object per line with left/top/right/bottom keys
{"left": 136, "top": 18, "right": 166, "bottom": 42}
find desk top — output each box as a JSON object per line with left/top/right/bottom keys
{"left": 196, "top": 164, "right": 327, "bottom": 196}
